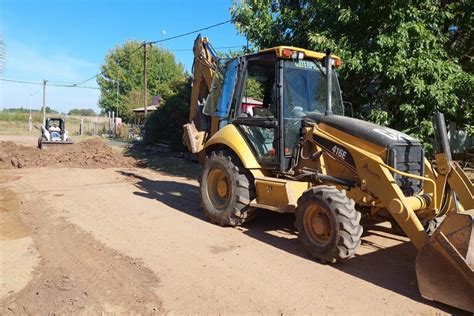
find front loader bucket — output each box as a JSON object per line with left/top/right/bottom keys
{"left": 416, "top": 210, "right": 474, "bottom": 312}
{"left": 39, "top": 140, "right": 74, "bottom": 149}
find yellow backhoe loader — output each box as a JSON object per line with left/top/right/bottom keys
{"left": 183, "top": 35, "right": 474, "bottom": 312}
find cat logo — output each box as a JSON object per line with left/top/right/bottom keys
{"left": 373, "top": 128, "right": 414, "bottom": 141}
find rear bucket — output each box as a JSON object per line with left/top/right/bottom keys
{"left": 416, "top": 210, "right": 474, "bottom": 312}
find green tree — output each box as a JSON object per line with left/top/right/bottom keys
{"left": 67, "top": 108, "right": 97, "bottom": 116}
{"left": 97, "top": 41, "right": 186, "bottom": 122}
{"left": 144, "top": 77, "right": 192, "bottom": 151}
{"left": 45, "top": 106, "right": 59, "bottom": 114}
{"left": 2, "top": 107, "right": 31, "bottom": 113}
{"left": 231, "top": 0, "right": 473, "bottom": 150}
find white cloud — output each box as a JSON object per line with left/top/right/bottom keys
{"left": 1, "top": 40, "right": 101, "bottom": 113}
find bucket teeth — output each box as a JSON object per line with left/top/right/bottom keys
{"left": 416, "top": 210, "right": 474, "bottom": 312}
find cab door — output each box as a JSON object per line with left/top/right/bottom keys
{"left": 232, "top": 57, "right": 279, "bottom": 169}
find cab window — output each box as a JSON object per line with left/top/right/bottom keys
{"left": 203, "top": 58, "right": 239, "bottom": 118}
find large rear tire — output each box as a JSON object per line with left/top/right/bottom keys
{"left": 295, "top": 186, "right": 362, "bottom": 263}
{"left": 200, "top": 150, "right": 256, "bottom": 226}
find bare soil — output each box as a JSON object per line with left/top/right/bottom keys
{"left": 0, "top": 138, "right": 135, "bottom": 169}
{"left": 0, "top": 137, "right": 470, "bottom": 314}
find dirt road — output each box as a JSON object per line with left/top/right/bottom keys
{"left": 1, "top": 149, "right": 465, "bottom": 314}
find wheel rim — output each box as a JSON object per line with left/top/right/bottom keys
{"left": 303, "top": 204, "right": 332, "bottom": 245}
{"left": 207, "top": 168, "right": 230, "bottom": 209}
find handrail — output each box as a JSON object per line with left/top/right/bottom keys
{"left": 380, "top": 162, "right": 437, "bottom": 209}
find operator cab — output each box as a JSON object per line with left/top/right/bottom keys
{"left": 202, "top": 46, "right": 344, "bottom": 171}
{"left": 46, "top": 118, "right": 66, "bottom": 140}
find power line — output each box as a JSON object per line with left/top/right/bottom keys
{"left": 1, "top": 78, "right": 99, "bottom": 89}
{"left": 127, "top": 20, "right": 233, "bottom": 59}
{"left": 1, "top": 41, "right": 244, "bottom": 91}
{"left": 53, "top": 84, "right": 98, "bottom": 90}
{"left": 2, "top": 78, "right": 43, "bottom": 85}
{"left": 73, "top": 45, "right": 243, "bottom": 86}
{"left": 149, "top": 19, "right": 232, "bottom": 45}
{"left": 74, "top": 73, "right": 102, "bottom": 86}
{"left": 164, "top": 45, "right": 245, "bottom": 52}
{"left": 73, "top": 19, "right": 235, "bottom": 86}
{"left": 3, "top": 21, "right": 238, "bottom": 90}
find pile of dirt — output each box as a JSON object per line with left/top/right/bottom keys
{"left": 0, "top": 138, "right": 136, "bottom": 169}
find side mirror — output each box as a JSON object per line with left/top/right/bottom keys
{"left": 343, "top": 101, "right": 354, "bottom": 117}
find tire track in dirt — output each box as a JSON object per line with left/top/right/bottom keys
{"left": 0, "top": 180, "right": 162, "bottom": 314}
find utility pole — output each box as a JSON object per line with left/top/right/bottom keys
{"left": 28, "top": 94, "right": 32, "bottom": 131}
{"left": 42, "top": 80, "right": 47, "bottom": 126}
{"left": 116, "top": 81, "right": 119, "bottom": 118}
{"left": 28, "top": 107, "right": 32, "bottom": 132}
{"left": 143, "top": 42, "right": 148, "bottom": 123}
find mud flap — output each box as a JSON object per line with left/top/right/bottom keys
{"left": 415, "top": 210, "right": 474, "bottom": 312}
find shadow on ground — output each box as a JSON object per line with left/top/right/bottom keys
{"left": 243, "top": 211, "right": 464, "bottom": 314}
{"left": 117, "top": 170, "right": 205, "bottom": 222}
{"left": 122, "top": 142, "right": 201, "bottom": 179}
{"left": 118, "top": 170, "right": 466, "bottom": 314}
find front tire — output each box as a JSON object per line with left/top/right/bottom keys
{"left": 295, "top": 186, "right": 362, "bottom": 263}
{"left": 200, "top": 150, "right": 256, "bottom": 226}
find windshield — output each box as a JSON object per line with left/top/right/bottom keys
{"left": 283, "top": 60, "right": 344, "bottom": 117}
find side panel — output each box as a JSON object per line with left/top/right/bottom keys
{"left": 255, "top": 177, "right": 310, "bottom": 212}
{"left": 204, "top": 124, "right": 261, "bottom": 169}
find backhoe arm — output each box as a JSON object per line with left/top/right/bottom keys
{"left": 183, "top": 35, "right": 219, "bottom": 154}
{"left": 188, "top": 35, "right": 218, "bottom": 122}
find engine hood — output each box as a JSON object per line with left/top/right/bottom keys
{"left": 305, "top": 114, "right": 421, "bottom": 149}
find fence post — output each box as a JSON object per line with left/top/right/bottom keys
{"left": 112, "top": 111, "right": 115, "bottom": 136}
{"left": 107, "top": 111, "right": 111, "bottom": 136}
{"left": 28, "top": 113, "right": 32, "bottom": 132}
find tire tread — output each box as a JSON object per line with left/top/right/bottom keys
{"left": 295, "top": 185, "right": 362, "bottom": 263}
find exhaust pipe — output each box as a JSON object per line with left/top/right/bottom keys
{"left": 434, "top": 112, "right": 452, "bottom": 161}
{"left": 325, "top": 49, "right": 332, "bottom": 116}
{"left": 434, "top": 112, "right": 459, "bottom": 212}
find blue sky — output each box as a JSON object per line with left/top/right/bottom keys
{"left": 0, "top": 0, "right": 247, "bottom": 113}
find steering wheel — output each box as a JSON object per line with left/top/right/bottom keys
{"left": 282, "top": 102, "right": 306, "bottom": 152}
{"left": 285, "top": 102, "right": 306, "bottom": 130}
{"left": 287, "top": 102, "right": 306, "bottom": 118}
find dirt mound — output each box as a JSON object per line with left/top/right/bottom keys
{"left": 0, "top": 138, "right": 135, "bottom": 169}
